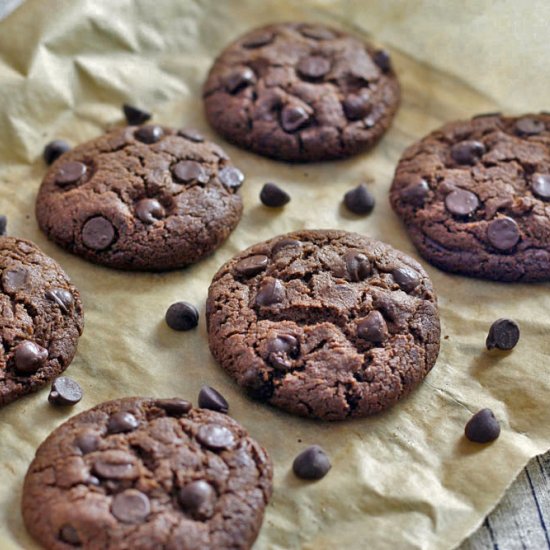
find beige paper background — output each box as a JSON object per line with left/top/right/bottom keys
{"left": 0, "top": 0, "right": 549, "bottom": 548}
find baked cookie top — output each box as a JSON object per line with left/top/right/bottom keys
{"left": 390, "top": 113, "right": 550, "bottom": 281}
{"left": 36, "top": 126, "right": 244, "bottom": 271}
{"left": 203, "top": 22, "right": 400, "bottom": 162}
{"left": 206, "top": 230, "right": 440, "bottom": 420}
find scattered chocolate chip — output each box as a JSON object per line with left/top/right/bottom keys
{"left": 111, "top": 489, "right": 150, "bottom": 524}
{"left": 165, "top": 302, "right": 199, "bottom": 331}
{"left": 178, "top": 128, "right": 204, "bottom": 142}
{"left": 373, "top": 49, "right": 391, "bottom": 72}
{"left": 299, "top": 25, "right": 335, "bottom": 40}
{"left": 196, "top": 424, "right": 235, "bottom": 451}
{"left": 401, "top": 178, "right": 430, "bottom": 206}
{"left": 123, "top": 104, "right": 151, "bottom": 125}
{"left": 2, "top": 267, "right": 29, "bottom": 292}
{"left": 0, "top": 215, "right": 6, "bottom": 236}
{"left": 135, "top": 124, "right": 164, "bottom": 144}
{"left": 343, "top": 91, "right": 371, "bottom": 120}
{"left": 297, "top": 55, "right": 331, "bottom": 80}
{"left": 487, "top": 217, "right": 520, "bottom": 251}
{"left": 43, "top": 140, "right": 71, "bottom": 165}
{"left": 135, "top": 198, "right": 165, "bottom": 224}
{"left": 218, "top": 166, "right": 245, "bottom": 189}
{"left": 267, "top": 334, "right": 299, "bottom": 370}
{"left": 74, "top": 432, "right": 100, "bottom": 454}
{"left": 357, "top": 311, "right": 388, "bottom": 343}
{"left": 392, "top": 267, "right": 420, "bottom": 292}
{"left": 260, "top": 182, "right": 291, "bottom": 207}
{"left": 465, "top": 409, "right": 500, "bottom": 443}
{"left": 272, "top": 238, "right": 302, "bottom": 255}
{"left": 13, "top": 341, "right": 48, "bottom": 374}
{"left": 486, "top": 318, "right": 520, "bottom": 351}
{"left": 281, "top": 104, "right": 310, "bottom": 132}
{"left": 45, "top": 288, "right": 74, "bottom": 313}
{"left": 107, "top": 411, "right": 139, "bottom": 434}
{"left": 531, "top": 174, "right": 550, "bottom": 200}
{"left": 59, "top": 525, "right": 81, "bottom": 545}
{"left": 225, "top": 67, "right": 255, "bottom": 93}
{"left": 48, "top": 376, "right": 83, "bottom": 406}
{"left": 235, "top": 255, "right": 269, "bottom": 277}
{"left": 293, "top": 445, "right": 331, "bottom": 480}
{"left": 515, "top": 117, "right": 545, "bottom": 136}
{"left": 255, "top": 278, "right": 285, "bottom": 306}
{"left": 173, "top": 160, "right": 209, "bottom": 184}
{"left": 179, "top": 480, "right": 216, "bottom": 519}
{"left": 92, "top": 451, "right": 138, "bottom": 479}
{"left": 344, "top": 251, "right": 371, "bottom": 282}
{"left": 472, "top": 112, "right": 501, "bottom": 119}
{"left": 55, "top": 161, "right": 87, "bottom": 186}
{"left": 445, "top": 189, "right": 480, "bottom": 217}
{"left": 154, "top": 398, "right": 192, "bottom": 416}
{"left": 344, "top": 183, "right": 375, "bottom": 215}
{"left": 81, "top": 216, "right": 115, "bottom": 251}
{"left": 198, "top": 386, "right": 229, "bottom": 413}
{"left": 450, "top": 140, "right": 485, "bottom": 165}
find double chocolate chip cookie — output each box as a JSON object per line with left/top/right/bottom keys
{"left": 390, "top": 113, "right": 550, "bottom": 281}
{"left": 206, "top": 230, "right": 440, "bottom": 420}
{"left": 0, "top": 237, "right": 83, "bottom": 406}
{"left": 22, "top": 397, "right": 272, "bottom": 550}
{"left": 36, "top": 126, "right": 244, "bottom": 270}
{"left": 203, "top": 22, "right": 400, "bottom": 162}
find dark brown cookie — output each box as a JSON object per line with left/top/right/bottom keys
{"left": 390, "top": 113, "right": 550, "bottom": 281}
{"left": 206, "top": 230, "right": 440, "bottom": 420}
{"left": 203, "top": 23, "right": 400, "bottom": 162}
{"left": 0, "top": 236, "right": 83, "bottom": 406}
{"left": 36, "top": 126, "right": 244, "bottom": 271}
{"left": 22, "top": 397, "right": 272, "bottom": 550}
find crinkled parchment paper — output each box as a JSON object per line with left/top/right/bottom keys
{"left": 0, "top": 1, "right": 549, "bottom": 548}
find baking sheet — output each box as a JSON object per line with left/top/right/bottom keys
{"left": 0, "top": 0, "right": 549, "bottom": 548}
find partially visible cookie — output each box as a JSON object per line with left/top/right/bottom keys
{"left": 206, "top": 230, "right": 440, "bottom": 420}
{"left": 390, "top": 113, "right": 550, "bottom": 281}
{"left": 0, "top": 236, "right": 83, "bottom": 406}
{"left": 203, "top": 22, "right": 400, "bottom": 162}
{"left": 36, "top": 126, "right": 244, "bottom": 271}
{"left": 22, "top": 397, "right": 272, "bottom": 550}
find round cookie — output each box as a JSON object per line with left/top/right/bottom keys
{"left": 203, "top": 22, "right": 400, "bottom": 162}
{"left": 36, "top": 125, "right": 244, "bottom": 271}
{"left": 22, "top": 397, "right": 272, "bottom": 550}
{"left": 0, "top": 236, "right": 83, "bottom": 406}
{"left": 390, "top": 113, "right": 550, "bottom": 281}
{"left": 206, "top": 230, "right": 440, "bottom": 420}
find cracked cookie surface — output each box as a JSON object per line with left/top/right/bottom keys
{"left": 206, "top": 230, "right": 440, "bottom": 420}
{"left": 36, "top": 126, "right": 244, "bottom": 271}
{"left": 203, "top": 22, "right": 400, "bottom": 162}
{"left": 0, "top": 236, "right": 83, "bottom": 406}
{"left": 22, "top": 397, "right": 272, "bottom": 550}
{"left": 390, "top": 113, "right": 550, "bottom": 281}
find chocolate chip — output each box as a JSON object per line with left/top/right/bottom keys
{"left": 242, "top": 31, "right": 274, "bottom": 48}
{"left": 255, "top": 278, "right": 285, "bottom": 306}
{"left": 487, "top": 217, "right": 520, "bottom": 251}
{"left": 392, "top": 267, "right": 420, "bottom": 292}
{"left": 225, "top": 67, "right": 255, "bottom": 94}
{"left": 299, "top": 25, "right": 335, "bottom": 40}
{"left": 343, "top": 91, "right": 371, "bottom": 121}
{"left": 178, "top": 128, "right": 204, "bottom": 142}
{"left": 179, "top": 480, "right": 216, "bottom": 519}
{"left": 0, "top": 215, "right": 6, "bottom": 236}
{"left": 450, "top": 140, "right": 485, "bottom": 165}
{"left": 344, "top": 183, "right": 375, "bottom": 215}
{"left": 55, "top": 161, "right": 87, "bottom": 186}
{"left": 59, "top": 525, "right": 81, "bottom": 545}
{"left": 445, "top": 189, "right": 480, "bottom": 217}
{"left": 173, "top": 160, "right": 209, "bottom": 184}
{"left": 135, "top": 124, "right": 164, "bottom": 144}
{"left": 281, "top": 104, "right": 310, "bottom": 132}
{"left": 74, "top": 432, "right": 100, "bottom": 454}
{"left": 373, "top": 49, "right": 391, "bottom": 72}
{"left": 515, "top": 117, "right": 545, "bottom": 136}
{"left": 136, "top": 198, "right": 165, "bottom": 224}
{"left": 272, "top": 238, "right": 302, "bottom": 255}
{"left": 43, "top": 140, "right": 71, "bottom": 165}
{"left": 242, "top": 368, "right": 274, "bottom": 401}
{"left": 198, "top": 386, "right": 229, "bottom": 413}
{"left": 344, "top": 251, "right": 371, "bottom": 282}
{"left": 155, "top": 398, "right": 192, "bottom": 416}
{"left": 297, "top": 55, "right": 331, "bottom": 80}
{"left": 357, "top": 311, "right": 388, "bottom": 343}
{"left": 292, "top": 445, "right": 331, "bottom": 480}
{"left": 45, "top": 288, "right": 74, "bottom": 313}
{"left": 81, "top": 216, "right": 115, "bottom": 251}
{"left": 2, "top": 267, "right": 29, "bottom": 292}
{"left": 235, "top": 255, "right": 269, "bottom": 277}
{"left": 111, "top": 489, "right": 150, "bottom": 524}
{"left": 218, "top": 166, "right": 245, "bottom": 189}
{"left": 465, "top": 409, "right": 500, "bottom": 443}
{"left": 531, "top": 174, "right": 550, "bottom": 200}
{"left": 486, "top": 318, "right": 520, "bottom": 351}
{"left": 123, "top": 104, "right": 151, "bottom": 125}
{"left": 401, "top": 179, "right": 430, "bottom": 206}
{"left": 267, "top": 334, "right": 299, "bottom": 370}
{"left": 196, "top": 424, "right": 235, "bottom": 451}
{"left": 472, "top": 112, "right": 501, "bottom": 119}
{"left": 92, "top": 451, "right": 138, "bottom": 479}
{"left": 13, "top": 341, "right": 48, "bottom": 374}
{"left": 260, "top": 182, "right": 291, "bottom": 207}
{"left": 48, "top": 376, "right": 83, "bottom": 406}
{"left": 107, "top": 411, "right": 139, "bottom": 434}
{"left": 165, "top": 302, "right": 199, "bottom": 331}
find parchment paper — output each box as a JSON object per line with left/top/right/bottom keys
{"left": 0, "top": 1, "right": 549, "bottom": 549}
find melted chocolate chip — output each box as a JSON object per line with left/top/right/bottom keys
{"left": 357, "top": 311, "right": 388, "bottom": 343}
{"left": 81, "top": 216, "right": 115, "bottom": 251}
{"left": 281, "top": 104, "right": 310, "bottom": 132}
{"left": 465, "top": 409, "right": 500, "bottom": 443}
{"left": 123, "top": 104, "right": 152, "bottom": 125}
{"left": 107, "top": 411, "right": 139, "bottom": 434}
{"left": 242, "top": 31, "right": 275, "bottom": 49}
{"left": 196, "top": 424, "right": 235, "bottom": 450}
{"left": 45, "top": 288, "right": 74, "bottom": 313}
{"left": 74, "top": 432, "right": 100, "bottom": 455}
{"left": 343, "top": 91, "right": 371, "bottom": 120}
{"left": 13, "top": 341, "right": 48, "bottom": 374}
{"left": 43, "top": 140, "right": 71, "bottom": 165}
{"left": 218, "top": 166, "right": 244, "bottom": 189}
{"left": 48, "top": 376, "right": 83, "bottom": 406}
{"left": 179, "top": 480, "right": 216, "bottom": 519}
{"left": 293, "top": 445, "right": 331, "bottom": 480}
{"left": 272, "top": 238, "right": 302, "bottom": 255}
{"left": 135, "top": 125, "right": 164, "bottom": 144}
{"left": 177, "top": 128, "right": 204, "bottom": 142}
{"left": 260, "top": 182, "right": 291, "bottom": 207}
{"left": 486, "top": 318, "right": 520, "bottom": 351}
{"left": 111, "top": 489, "right": 150, "bottom": 523}
{"left": 198, "top": 386, "right": 229, "bottom": 413}
{"left": 255, "top": 278, "right": 285, "bottom": 306}
{"left": 172, "top": 160, "right": 209, "bottom": 184}
{"left": 59, "top": 524, "right": 81, "bottom": 545}
{"left": 373, "top": 49, "right": 391, "bottom": 72}
{"left": 297, "top": 55, "right": 331, "bottom": 80}
{"left": 165, "top": 302, "right": 199, "bottom": 331}
{"left": 267, "top": 334, "right": 299, "bottom": 370}
{"left": 444, "top": 189, "right": 480, "bottom": 217}
{"left": 392, "top": 267, "right": 420, "bottom": 292}
{"left": 235, "top": 255, "right": 269, "bottom": 277}
{"left": 487, "top": 217, "right": 520, "bottom": 251}
{"left": 225, "top": 67, "right": 256, "bottom": 93}
{"left": 135, "top": 197, "right": 165, "bottom": 224}
{"left": 154, "top": 398, "right": 192, "bottom": 416}
{"left": 2, "top": 267, "right": 29, "bottom": 293}
{"left": 515, "top": 117, "right": 545, "bottom": 136}
{"left": 92, "top": 452, "right": 138, "bottom": 479}
{"left": 55, "top": 161, "right": 87, "bottom": 186}
{"left": 344, "top": 251, "right": 371, "bottom": 282}
{"left": 450, "top": 140, "right": 486, "bottom": 165}
{"left": 531, "top": 174, "right": 550, "bottom": 200}
{"left": 401, "top": 179, "right": 430, "bottom": 206}
{"left": 343, "top": 184, "right": 375, "bottom": 215}
{"left": 299, "top": 25, "right": 335, "bottom": 40}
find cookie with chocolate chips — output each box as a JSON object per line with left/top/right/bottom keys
{"left": 36, "top": 125, "right": 244, "bottom": 270}
{"left": 206, "top": 230, "right": 440, "bottom": 420}
{"left": 22, "top": 397, "right": 272, "bottom": 550}
{"left": 390, "top": 113, "right": 550, "bottom": 281}
{"left": 0, "top": 237, "right": 83, "bottom": 406}
{"left": 203, "top": 22, "right": 400, "bottom": 162}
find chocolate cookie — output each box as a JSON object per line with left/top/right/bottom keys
{"left": 36, "top": 126, "right": 244, "bottom": 270}
{"left": 206, "top": 230, "right": 440, "bottom": 420}
{"left": 0, "top": 237, "right": 83, "bottom": 406}
{"left": 390, "top": 113, "right": 550, "bottom": 281}
{"left": 22, "top": 397, "right": 272, "bottom": 550}
{"left": 203, "top": 22, "right": 400, "bottom": 162}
